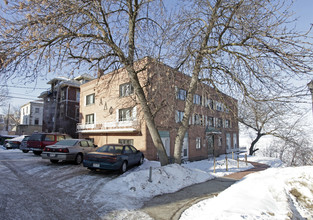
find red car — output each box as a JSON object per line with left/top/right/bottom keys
{"left": 26, "top": 133, "right": 72, "bottom": 155}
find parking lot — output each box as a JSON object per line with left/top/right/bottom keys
{"left": 0, "top": 149, "right": 119, "bottom": 220}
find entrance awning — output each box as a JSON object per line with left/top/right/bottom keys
{"left": 205, "top": 126, "right": 222, "bottom": 135}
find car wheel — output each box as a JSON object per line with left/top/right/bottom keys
{"left": 138, "top": 156, "right": 144, "bottom": 165}
{"left": 50, "top": 159, "right": 59, "bottom": 164}
{"left": 75, "top": 154, "right": 83, "bottom": 165}
{"left": 33, "top": 151, "right": 42, "bottom": 156}
{"left": 22, "top": 150, "right": 29, "bottom": 153}
{"left": 120, "top": 161, "right": 127, "bottom": 174}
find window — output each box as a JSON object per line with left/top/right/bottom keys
{"left": 120, "top": 82, "right": 134, "bottom": 97}
{"left": 35, "top": 108, "right": 40, "bottom": 113}
{"left": 196, "top": 137, "right": 201, "bottom": 149}
{"left": 206, "top": 98, "right": 214, "bottom": 109}
{"left": 233, "top": 133, "right": 237, "bottom": 148}
{"left": 176, "top": 88, "right": 187, "bottom": 101}
{"left": 119, "top": 139, "right": 134, "bottom": 145}
{"left": 216, "top": 102, "right": 223, "bottom": 111}
{"left": 123, "top": 146, "right": 133, "bottom": 154}
{"left": 86, "top": 93, "right": 95, "bottom": 105}
{"left": 225, "top": 119, "right": 231, "bottom": 128}
{"left": 80, "top": 140, "right": 89, "bottom": 147}
{"left": 175, "top": 111, "right": 184, "bottom": 123}
{"left": 194, "top": 114, "right": 201, "bottom": 125}
{"left": 226, "top": 133, "right": 231, "bottom": 149}
{"left": 86, "top": 114, "right": 95, "bottom": 124}
{"left": 57, "top": 135, "right": 65, "bottom": 141}
{"left": 76, "top": 91, "right": 80, "bottom": 102}
{"left": 34, "top": 118, "right": 39, "bottom": 125}
{"left": 119, "top": 108, "right": 134, "bottom": 121}
{"left": 217, "top": 118, "right": 223, "bottom": 128}
{"left": 193, "top": 94, "right": 202, "bottom": 105}
{"left": 45, "top": 135, "right": 55, "bottom": 141}
{"left": 218, "top": 136, "right": 222, "bottom": 147}
{"left": 61, "top": 90, "right": 66, "bottom": 100}
{"left": 208, "top": 117, "right": 214, "bottom": 127}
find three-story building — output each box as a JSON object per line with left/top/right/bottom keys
{"left": 78, "top": 57, "right": 239, "bottom": 161}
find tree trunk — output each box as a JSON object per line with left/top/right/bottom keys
{"left": 249, "top": 132, "right": 264, "bottom": 155}
{"left": 126, "top": 66, "right": 168, "bottom": 166}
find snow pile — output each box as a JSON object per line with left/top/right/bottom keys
{"left": 93, "top": 163, "right": 213, "bottom": 212}
{"left": 180, "top": 166, "right": 313, "bottom": 220}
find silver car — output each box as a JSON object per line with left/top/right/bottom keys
{"left": 41, "top": 139, "right": 97, "bottom": 164}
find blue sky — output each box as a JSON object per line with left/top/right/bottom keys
{"left": 4, "top": 0, "right": 313, "bottom": 113}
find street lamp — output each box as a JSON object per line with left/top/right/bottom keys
{"left": 307, "top": 80, "right": 313, "bottom": 116}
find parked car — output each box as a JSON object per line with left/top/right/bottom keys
{"left": 26, "top": 133, "right": 72, "bottom": 155}
{"left": 4, "top": 135, "right": 29, "bottom": 149}
{"left": 19, "top": 135, "right": 31, "bottom": 153}
{"left": 0, "top": 135, "right": 18, "bottom": 146}
{"left": 42, "top": 139, "right": 97, "bottom": 164}
{"left": 83, "top": 144, "right": 144, "bottom": 173}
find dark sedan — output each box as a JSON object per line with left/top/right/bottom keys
{"left": 83, "top": 144, "right": 144, "bottom": 173}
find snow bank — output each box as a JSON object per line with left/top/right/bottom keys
{"left": 181, "top": 166, "right": 313, "bottom": 220}
{"left": 94, "top": 163, "right": 213, "bottom": 211}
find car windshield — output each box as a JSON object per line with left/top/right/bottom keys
{"left": 97, "top": 145, "right": 123, "bottom": 154}
{"left": 55, "top": 139, "right": 78, "bottom": 146}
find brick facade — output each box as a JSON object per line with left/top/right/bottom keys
{"left": 78, "top": 57, "right": 239, "bottom": 162}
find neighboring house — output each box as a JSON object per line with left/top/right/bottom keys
{"left": 0, "top": 113, "right": 19, "bottom": 135}
{"left": 78, "top": 57, "right": 239, "bottom": 162}
{"left": 16, "top": 101, "right": 44, "bottom": 135}
{"left": 39, "top": 74, "right": 94, "bottom": 138}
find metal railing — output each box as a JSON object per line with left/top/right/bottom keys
{"left": 77, "top": 120, "right": 140, "bottom": 132}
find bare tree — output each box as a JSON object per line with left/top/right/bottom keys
{"left": 0, "top": 0, "right": 169, "bottom": 165}
{"left": 238, "top": 97, "right": 309, "bottom": 155}
{"left": 1, "top": 0, "right": 313, "bottom": 165}
{"left": 167, "top": 0, "right": 313, "bottom": 163}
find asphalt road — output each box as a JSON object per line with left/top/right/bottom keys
{"left": 0, "top": 149, "right": 118, "bottom": 220}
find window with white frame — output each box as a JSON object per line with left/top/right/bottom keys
{"left": 175, "top": 111, "right": 184, "bottom": 123}
{"left": 35, "top": 108, "right": 40, "bottom": 113}
{"left": 225, "top": 119, "right": 231, "bottom": 128}
{"left": 119, "top": 107, "right": 134, "bottom": 121}
{"left": 208, "top": 117, "right": 214, "bottom": 127}
{"left": 233, "top": 133, "right": 237, "bottom": 148}
{"left": 86, "top": 93, "right": 95, "bottom": 105}
{"left": 86, "top": 113, "right": 95, "bottom": 124}
{"left": 193, "top": 94, "right": 202, "bottom": 105}
{"left": 226, "top": 133, "right": 231, "bottom": 149}
{"left": 120, "top": 82, "right": 134, "bottom": 97}
{"left": 119, "top": 139, "right": 134, "bottom": 145}
{"left": 216, "top": 102, "right": 223, "bottom": 111}
{"left": 34, "top": 118, "right": 39, "bottom": 125}
{"left": 194, "top": 114, "right": 201, "bottom": 125}
{"left": 217, "top": 118, "right": 223, "bottom": 128}
{"left": 196, "top": 137, "right": 201, "bottom": 149}
{"left": 176, "top": 88, "right": 187, "bottom": 101}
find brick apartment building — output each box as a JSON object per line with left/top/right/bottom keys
{"left": 39, "top": 74, "right": 94, "bottom": 138}
{"left": 78, "top": 57, "right": 239, "bottom": 162}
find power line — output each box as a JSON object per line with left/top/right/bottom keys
{"left": 0, "top": 85, "right": 48, "bottom": 90}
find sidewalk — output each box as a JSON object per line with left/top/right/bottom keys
{"left": 140, "top": 162, "right": 269, "bottom": 220}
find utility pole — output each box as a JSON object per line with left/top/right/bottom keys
{"left": 6, "top": 104, "right": 10, "bottom": 132}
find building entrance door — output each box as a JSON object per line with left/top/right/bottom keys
{"left": 207, "top": 135, "right": 214, "bottom": 156}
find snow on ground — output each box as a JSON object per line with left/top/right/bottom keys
{"left": 3, "top": 146, "right": 310, "bottom": 220}
{"left": 181, "top": 166, "right": 313, "bottom": 220}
